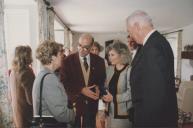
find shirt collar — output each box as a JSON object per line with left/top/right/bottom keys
{"left": 79, "top": 54, "right": 90, "bottom": 65}
{"left": 143, "top": 29, "right": 156, "bottom": 46}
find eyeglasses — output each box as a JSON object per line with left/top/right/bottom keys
{"left": 78, "top": 43, "right": 91, "bottom": 51}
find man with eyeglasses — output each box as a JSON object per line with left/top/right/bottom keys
{"left": 60, "top": 33, "right": 108, "bottom": 128}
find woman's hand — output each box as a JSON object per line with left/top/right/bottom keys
{"left": 102, "top": 91, "right": 113, "bottom": 102}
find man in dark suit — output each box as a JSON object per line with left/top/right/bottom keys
{"left": 60, "top": 34, "right": 106, "bottom": 128}
{"left": 127, "top": 10, "right": 178, "bottom": 128}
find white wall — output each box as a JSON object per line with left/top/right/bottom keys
{"left": 71, "top": 32, "right": 80, "bottom": 53}
{"left": 4, "top": 4, "right": 38, "bottom": 74}
{"left": 54, "top": 20, "right": 64, "bottom": 45}
{"left": 181, "top": 23, "right": 193, "bottom": 81}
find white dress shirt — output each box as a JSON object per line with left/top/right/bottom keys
{"left": 79, "top": 54, "right": 90, "bottom": 66}
{"left": 143, "top": 29, "right": 156, "bottom": 46}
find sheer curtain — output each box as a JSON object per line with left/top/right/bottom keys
{"left": 0, "top": 0, "right": 12, "bottom": 127}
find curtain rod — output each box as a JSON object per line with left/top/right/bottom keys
{"left": 162, "top": 29, "right": 183, "bottom": 35}
{"left": 43, "top": 0, "right": 71, "bottom": 32}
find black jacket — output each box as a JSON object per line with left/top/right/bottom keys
{"left": 130, "top": 31, "right": 178, "bottom": 127}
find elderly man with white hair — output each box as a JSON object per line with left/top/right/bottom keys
{"left": 127, "top": 10, "right": 178, "bottom": 128}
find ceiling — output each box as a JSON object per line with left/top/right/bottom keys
{"left": 5, "top": 0, "right": 193, "bottom": 33}
{"left": 55, "top": 0, "right": 193, "bottom": 33}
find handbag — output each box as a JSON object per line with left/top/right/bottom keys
{"left": 31, "top": 73, "right": 67, "bottom": 128}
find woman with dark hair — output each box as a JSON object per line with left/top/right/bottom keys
{"left": 90, "top": 41, "right": 108, "bottom": 68}
{"left": 9, "top": 45, "right": 35, "bottom": 128}
{"left": 90, "top": 41, "right": 104, "bottom": 56}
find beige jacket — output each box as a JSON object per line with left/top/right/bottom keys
{"left": 105, "top": 65, "right": 132, "bottom": 117}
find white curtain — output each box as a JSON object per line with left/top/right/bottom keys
{"left": 0, "top": 0, "right": 13, "bottom": 127}
{"left": 64, "top": 28, "right": 70, "bottom": 48}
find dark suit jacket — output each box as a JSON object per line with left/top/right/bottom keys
{"left": 130, "top": 31, "right": 178, "bottom": 127}
{"left": 60, "top": 52, "right": 106, "bottom": 116}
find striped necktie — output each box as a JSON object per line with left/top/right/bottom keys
{"left": 83, "top": 57, "right": 88, "bottom": 71}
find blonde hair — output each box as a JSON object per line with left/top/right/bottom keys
{"left": 36, "top": 40, "right": 63, "bottom": 65}
{"left": 12, "top": 45, "right": 32, "bottom": 72}
{"left": 106, "top": 40, "right": 131, "bottom": 65}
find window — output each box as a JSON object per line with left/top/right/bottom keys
{"left": 163, "top": 30, "right": 182, "bottom": 78}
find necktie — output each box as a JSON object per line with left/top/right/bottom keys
{"left": 83, "top": 57, "right": 88, "bottom": 71}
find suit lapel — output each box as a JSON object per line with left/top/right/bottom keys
{"left": 131, "top": 31, "right": 157, "bottom": 69}
{"left": 74, "top": 53, "right": 86, "bottom": 86}
{"left": 131, "top": 45, "right": 144, "bottom": 69}
{"left": 89, "top": 54, "right": 95, "bottom": 85}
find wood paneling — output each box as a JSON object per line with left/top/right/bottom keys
{"left": 181, "top": 51, "right": 193, "bottom": 59}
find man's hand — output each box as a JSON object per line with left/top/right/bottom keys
{"left": 81, "top": 85, "right": 99, "bottom": 100}
{"left": 102, "top": 90, "right": 113, "bottom": 102}
{"left": 95, "top": 85, "right": 100, "bottom": 98}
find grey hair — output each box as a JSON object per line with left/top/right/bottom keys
{"left": 127, "top": 10, "right": 153, "bottom": 28}
{"left": 106, "top": 40, "right": 131, "bottom": 65}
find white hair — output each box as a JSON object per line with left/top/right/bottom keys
{"left": 127, "top": 10, "right": 153, "bottom": 28}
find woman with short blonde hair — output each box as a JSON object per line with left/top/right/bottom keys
{"left": 33, "top": 40, "right": 74, "bottom": 127}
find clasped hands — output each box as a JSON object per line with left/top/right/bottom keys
{"left": 81, "top": 85, "right": 99, "bottom": 100}
{"left": 81, "top": 85, "right": 113, "bottom": 102}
